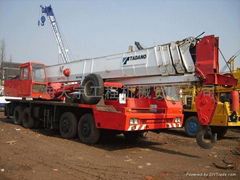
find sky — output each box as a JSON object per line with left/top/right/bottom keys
{"left": 0, "top": 0, "right": 240, "bottom": 71}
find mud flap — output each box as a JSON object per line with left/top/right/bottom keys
{"left": 196, "top": 126, "right": 217, "bottom": 149}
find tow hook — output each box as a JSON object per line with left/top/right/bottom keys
{"left": 196, "top": 126, "right": 217, "bottom": 149}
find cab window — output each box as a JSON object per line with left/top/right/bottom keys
{"left": 32, "top": 64, "right": 46, "bottom": 82}
{"left": 21, "top": 67, "right": 29, "bottom": 80}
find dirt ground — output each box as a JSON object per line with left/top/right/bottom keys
{"left": 0, "top": 112, "right": 239, "bottom": 180}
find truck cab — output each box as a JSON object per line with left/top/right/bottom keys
{"left": 4, "top": 62, "right": 50, "bottom": 99}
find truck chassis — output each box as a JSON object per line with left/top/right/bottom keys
{"left": 5, "top": 97, "right": 183, "bottom": 144}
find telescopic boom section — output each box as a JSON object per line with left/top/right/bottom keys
{"left": 45, "top": 35, "right": 237, "bottom": 87}
{"left": 40, "top": 5, "right": 70, "bottom": 63}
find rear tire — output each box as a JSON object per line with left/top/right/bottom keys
{"left": 59, "top": 112, "right": 77, "bottom": 139}
{"left": 22, "top": 108, "right": 35, "bottom": 129}
{"left": 13, "top": 106, "right": 24, "bottom": 125}
{"left": 78, "top": 113, "right": 100, "bottom": 144}
{"left": 81, "top": 74, "right": 104, "bottom": 104}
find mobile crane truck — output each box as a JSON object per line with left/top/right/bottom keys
{"left": 182, "top": 84, "right": 240, "bottom": 138}
{"left": 3, "top": 5, "right": 238, "bottom": 149}
{"left": 182, "top": 54, "right": 240, "bottom": 138}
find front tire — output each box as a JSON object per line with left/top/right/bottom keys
{"left": 59, "top": 112, "right": 77, "bottom": 139}
{"left": 184, "top": 116, "right": 200, "bottom": 137}
{"left": 78, "top": 113, "right": 100, "bottom": 144}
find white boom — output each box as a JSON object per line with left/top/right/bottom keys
{"left": 46, "top": 36, "right": 198, "bottom": 85}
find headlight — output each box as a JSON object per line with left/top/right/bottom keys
{"left": 130, "top": 118, "right": 139, "bottom": 125}
{"left": 175, "top": 117, "right": 181, "bottom": 122}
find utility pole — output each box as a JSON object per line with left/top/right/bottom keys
{"left": 9, "top": 55, "right": 13, "bottom": 63}
{"left": 0, "top": 40, "right": 6, "bottom": 86}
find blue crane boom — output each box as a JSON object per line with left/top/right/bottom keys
{"left": 39, "top": 5, "right": 70, "bottom": 63}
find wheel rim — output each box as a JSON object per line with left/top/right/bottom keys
{"left": 84, "top": 80, "right": 95, "bottom": 96}
{"left": 187, "top": 120, "right": 198, "bottom": 135}
{"left": 81, "top": 121, "right": 91, "bottom": 138}
{"left": 61, "top": 118, "right": 70, "bottom": 133}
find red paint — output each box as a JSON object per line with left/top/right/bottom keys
{"left": 4, "top": 80, "right": 32, "bottom": 97}
{"left": 204, "top": 74, "right": 237, "bottom": 86}
{"left": 4, "top": 62, "right": 50, "bottom": 99}
{"left": 195, "top": 91, "right": 217, "bottom": 125}
{"left": 63, "top": 68, "right": 71, "bottom": 77}
{"left": 231, "top": 91, "right": 239, "bottom": 112}
{"left": 87, "top": 98, "right": 183, "bottom": 131}
{"left": 196, "top": 35, "right": 219, "bottom": 76}
{"left": 104, "top": 82, "right": 123, "bottom": 88}
{"left": 194, "top": 35, "right": 237, "bottom": 125}
{"left": 195, "top": 35, "right": 237, "bottom": 86}
{"left": 52, "top": 83, "right": 80, "bottom": 98}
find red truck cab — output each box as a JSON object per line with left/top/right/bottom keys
{"left": 4, "top": 62, "right": 50, "bottom": 99}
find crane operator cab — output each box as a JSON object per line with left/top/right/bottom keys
{"left": 4, "top": 62, "right": 50, "bottom": 99}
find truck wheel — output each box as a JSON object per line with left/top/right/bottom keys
{"left": 59, "top": 112, "right": 77, "bottom": 139}
{"left": 32, "top": 106, "right": 42, "bottom": 128}
{"left": 211, "top": 126, "right": 228, "bottom": 139}
{"left": 123, "top": 131, "right": 145, "bottom": 142}
{"left": 13, "top": 106, "right": 24, "bottom": 125}
{"left": 22, "top": 108, "right": 35, "bottom": 129}
{"left": 184, "top": 116, "right": 200, "bottom": 137}
{"left": 78, "top": 113, "right": 100, "bottom": 144}
{"left": 34, "top": 119, "right": 41, "bottom": 129}
{"left": 81, "top": 74, "right": 104, "bottom": 105}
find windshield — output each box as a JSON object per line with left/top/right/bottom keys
{"left": 163, "top": 86, "right": 180, "bottom": 101}
{"left": 32, "top": 64, "right": 46, "bottom": 82}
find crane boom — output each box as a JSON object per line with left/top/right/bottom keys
{"left": 40, "top": 5, "right": 70, "bottom": 63}
{"left": 45, "top": 35, "right": 236, "bottom": 88}
{"left": 46, "top": 36, "right": 198, "bottom": 85}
